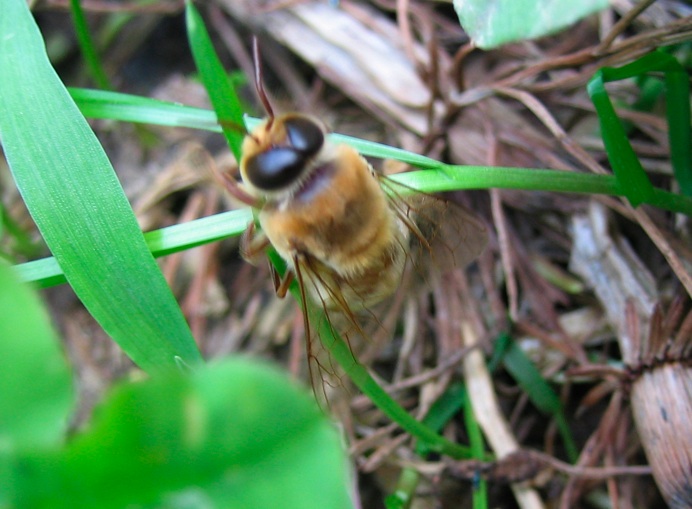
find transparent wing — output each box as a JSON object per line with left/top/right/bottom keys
{"left": 379, "top": 176, "right": 488, "bottom": 277}
{"left": 280, "top": 174, "right": 488, "bottom": 395}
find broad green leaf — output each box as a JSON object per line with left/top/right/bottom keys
{"left": 9, "top": 359, "right": 353, "bottom": 509}
{"left": 454, "top": 0, "right": 608, "bottom": 49}
{"left": 0, "top": 0, "right": 202, "bottom": 373}
{"left": 0, "top": 261, "right": 74, "bottom": 448}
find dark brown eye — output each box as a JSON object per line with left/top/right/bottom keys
{"left": 284, "top": 117, "right": 324, "bottom": 156}
{"left": 245, "top": 147, "right": 305, "bottom": 191}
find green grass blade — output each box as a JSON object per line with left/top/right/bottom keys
{"left": 662, "top": 56, "right": 692, "bottom": 197}
{"left": 499, "top": 335, "right": 578, "bottom": 462}
{"left": 64, "top": 88, "right": 692, "bottom": 215}
{"left": 14, "top": 208, "right": 253, "bottom": 287}
{"left": 420, "top": 382, "right": 467, "bottom": 438}
{"left": 70, "top": 87, "right": 221, "bottom": 131}
{"left": 588, "top": 51, "right": 692, "bottom": 203}
{"left": 0, "top": 0, "right": 202, "bottom": 373}
{"left": 13, "top": 257, "right": 66, "bottom": 288}
{"left": 185, "top": 1, "right": 245, "bottom": 161}
{"left": 461, "top": 387, "right": 488, "bottom": 509}
{"left": 588, "top": 71, "right": 654, "bottom": 207}
{"left": 384, "top": 468, "right": 419, "bottom": 509}
{"left": 605, "top": 51, "right": 692, "bottom": 196}
{"left": 68, "top": 0, "right": 112, "bottom": 89}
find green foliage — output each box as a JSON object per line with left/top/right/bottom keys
{"left": 588, "top": 50, "right": 692, "bottom": 202}
{"left": 185, "top": 1, "right": 246, "bottom": 162}
{"left": 0, "top": 262, "right": 74, "bottom": 451}
{"left": 1, "top": 2, "right": 689, "bottom": 507}
{"left": 492, "top": 334, "right": 578, "bottom": 462}
{"left": 0, "top": 262, "right": 352, "bottom": 508}
{"left": 15, "top": 361, "right": 352, "bottom": 509}
{"left": 454, "top": 0, "right": 609, "bottom": 49}
{"left": 0, "top": 0, "right": 202, "bottom": 373}
{"left": 68, "top": 0, "right": 112, "bottom": 89}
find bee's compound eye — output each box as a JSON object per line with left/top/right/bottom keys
{"left": 284, "top": 117, "right": 324, "bottom": 156}
{"left": 245, "top": 147, "right": 305, "bottom": 191}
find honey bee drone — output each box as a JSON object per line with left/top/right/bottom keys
{"left": 222, "top": 39, "right": 488, "bottom": 349}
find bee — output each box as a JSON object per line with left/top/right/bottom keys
{"left": 239, "top": 111, "right": 410, "bottom": 313}
{"left": 223, "top": 39, "right": 487, "bottom": 365}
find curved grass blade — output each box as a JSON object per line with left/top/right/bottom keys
{"left": 15, "top": 208, "right": 253, "bottom": 288}
{"left": 659, "top": 53, "right": 691, "bottom": 197}
{"left": 70, "top": 87, "right": 221, "bottom": 132}
{"left": 185, "top": 1, "right": 245, "bottom": 161}
{"left": 461, "top": 386, "right": 489, "bottom": 509}
{"left": 498, "top": 334, "right": 578, "bottom": 462}
{"left": 588, "top": 73, "right": 654, "bottom": 207}
{"left": 66, "top": 88, "right": 692, "bottom": 216}
{"left": 0, "top": 0, "right": 202, "bottom": 373}
{"left": 68, "top": 0, "right": 112, "bottom": 89}
{"left": 588, "top": 51, "right": 691, "bottom": 204}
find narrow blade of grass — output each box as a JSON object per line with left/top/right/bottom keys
{"left": 70, "top": 87, "right": 221, "bottom": 131}
{"left": 588, "top": 51, "right": 692, "bottom": 204}
{"left": 588, "top": 72, "right": 654, "bottom": 207}
{"left": 65, "top": 88, "right": 692, "bottom": 216}
{"left": 185, "top": 1, "right": 245, "bottom": 161}
{"left": 14, "top": 208, "right": 253, "bottom": 288}
{"left": 68, "top": 0, "right": 112, "bottom": 89}
{"left": 499, "top": 335, "right": 578, "bottom": 462}
{"left": 597, "top": 51, "right": 691, "bottom": 197}
{"left": 0, "top": 0, "right": 202, "bottom": 373}
{"left": 661, "top": 54, "right": 692, "bottom": 197}
{"left": 461, "top": 386, "right": 489, "bottom": 509}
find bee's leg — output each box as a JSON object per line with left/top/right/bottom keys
{"left": 241, "top": 222, "right": 296, "bottom": 298}
{"left": 271, "top": 264, "right": 295, "bottom": 299}
{"left": 240, "top": 221, "right": 270, "bottom": 263}
{"left": 213, "top": 160, "right": 260, "bottom": 207}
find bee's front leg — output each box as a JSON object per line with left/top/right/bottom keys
{"left": 213, "top": 161, "right": 261, "bottom": 208}
{"left": 241, "top": 222, "right": 296, "bottom": 299}
{"left": 240, "top": 221, "right": 269, "bottom": 263}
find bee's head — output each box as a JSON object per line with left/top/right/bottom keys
{"left": 240, "top": 38, "right": 327, "bottom": 198}
{"left": 240, "top": 113, "right": 326, "bottom": 197}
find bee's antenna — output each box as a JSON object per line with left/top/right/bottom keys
{"left": 252, "top": 36, "right": 275, "bottom": 123}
